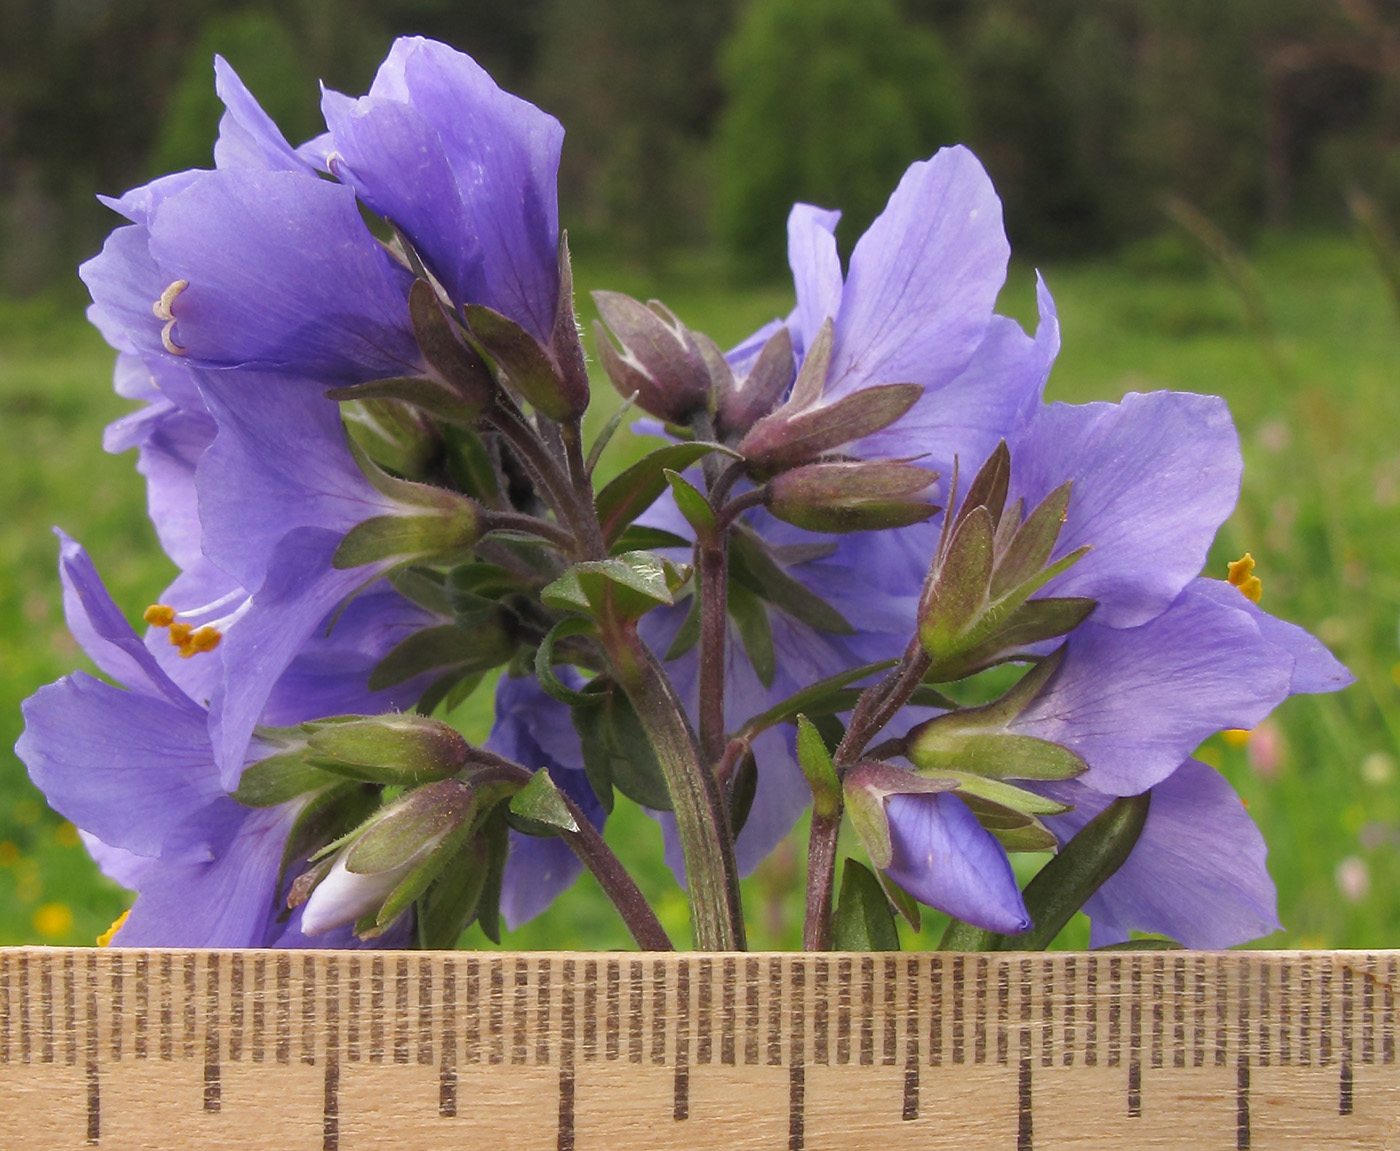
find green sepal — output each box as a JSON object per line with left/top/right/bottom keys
{"left": 474, "top": 809, "right": 511, "bottom": 944}
{"left": 957, "top": 440, "right": 1011, "bottom": 530}
{"left": 446, "top": 562, "right": 535, "bottom": 626}
{"left": 1009, "top": 792, "right": 1151, "bottom": 950}
{"left": 1093, "top": 937, "right": 1184, "bottom": 952}
{"left": 326, "top": 375, "right": 481, "bottom": 426}
{"left": 842, "top": 762, "right": 958, "bottom": 870}
{"left": 369, "top": 618, "right": 515, "bottom": 692}
{"left": 739, "top": 381, "right": 923, "bottom": 478}
{"left": 415, "top": 835, "right": 492, "bottom": 949}
{"left": 407, "top": 278, "right": 496, "bottom": 409}
{"left": 924, "top": 597, "right": 1096, "bottom": 682}
{"left": 726, "top": 743, "right": 759, "bottom": 839}
{"left": 232, "top": 752, "right": 340, "bottom": 807}
{"left": 344, "top": 779, "right": 480, "bottom": 876}
{"left": 414, "top": 670, "right": 484, "bottom": 717}
{"left": 277, "top": 782, "right": 380, "bottom": 897}
{"left": 943, "top": 771, "right": 1073, "bottom": 816}
{"left": 339, "top": 396, "right": 437, "bottom": 480}
{"left": 873, "top": 868, "right": 922, "bottom": 931}
{"left": 989, "top": 820, "right": 1060, "bottom": 853}
{"left": 507, "top": 769, "right": 581, "bottom": 836}
{"left": 795, "top": 715, "right": 841, "bottom": 820}
{"left": 585, "top": 393, "right": 637, "bottom": 479}
{"left": 991, "top": 481, "right": 1073, "bottom": 598}
{"left": 302, "top": 714, "right": 468, "bottom": 785}
{"left": 334, "top": 507, "right": 481, "bottom": 570}
{"left": 727, "top": 579, "right": 775, "bottom": 688}
{"left": 662, "top": 468, "right": 716, "bottom": 538}
{"left": 535, "top": 617, "right": 601, "bottom": 707}
{"left": 572, "top": 682, "right": 672, "bottom": 812}
{"left": 594, "top": 441, "right": 738, "bottom": 545}
{"left": 540, "top": 551, "right": 689, "bottom": 622}
{"left": 832, "top": 859, "right": 901, "bottom": 951}
{"left": 906, "top": 730, "right": 1088, "bottom": 782}
{"left": 388, "top": 567, "right": 454, "bottom": 617}
{"left": 730, "top": 525, "right": 853, "bottom": 634}
{"left": 919, "top": 505, "right": 995, "bottom": 658}
{"left": 785, "top": 317, "right": 833, "bottom": 410}
{"left": 464, "top": 302, "right": 580, "bottom": 422}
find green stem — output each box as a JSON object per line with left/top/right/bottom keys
{"left": 605, "top": 621, "right": 745, "bottom": 950}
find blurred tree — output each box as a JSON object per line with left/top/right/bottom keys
{"left": 713, "top": 0, "right": 964, "bottom": 277}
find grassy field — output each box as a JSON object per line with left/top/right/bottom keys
{"left": 1, "top": 231, "right": 1398, "bottom": 952}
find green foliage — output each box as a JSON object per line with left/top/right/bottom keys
{"left": 150, "top": 10, "right": 321, "bottom": 174}
{"left": 714, "top": 0, "right": 965, "bottom": 276}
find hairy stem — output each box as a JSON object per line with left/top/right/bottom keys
{"left": 605, "top": 620, "right": 745, "bottom": 950}
{"left": 696, "top": 535, "right": 728, "bottom": 768}
{"left": 802, "top": 635, "right": 932, "bottom": 950}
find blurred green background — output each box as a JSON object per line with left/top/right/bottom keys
{"left": 2, "top": 0, "right": 1400, "bottom": 951}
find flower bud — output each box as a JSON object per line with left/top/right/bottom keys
{"left": 301, "top": 714, "right": 470, "bottom": 785}
{"left": 715, "top": 326, "right": 794, "bottom": 440}
{"left": 591, "top": 291, "right": 717, "bottom": 423}
{"left": 300, "top": 777, "right": 480, "bottom": 936}
{"left": 737, "top": 383, "right": 923, "bottom": 478}
{"left": 766, "top": 461, "right": 939, "bottom": 533}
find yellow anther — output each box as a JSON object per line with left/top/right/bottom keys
{"left": 1227, "top": 553, "right": 1262, "bottom": 603}
{"left": 168, "top": 621, "right": 193, "bottom": 648}
{"left": 97, "top": 909, "right": 130, "bottom": 948}
{"left": 180, "top": 626, "right": 222, "bottom": 658}
{"left": 152, "top": 279, "right": 188, "bottom": 322}
{"left": 1221, "top": 728, "right": 1251, "bottom": 748}
{"left": 143, "top": 603, "right": 177, "bottom": 627}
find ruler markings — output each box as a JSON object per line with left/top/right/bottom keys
{"left": 0, "top": 952, "right": 9, "bottom": 1064}
{"left": 1017, "top": 965, "right": 1032, "bottom": 1151}
{"left": 581, "top": 959, "right": 596, "bottom": 1063}
{"left": 1341, "top": 962, "right": 1354, "bottom": 1115}
{"left": 630, "top": 958, "right": 645, "bottom": 1065}
{"left": 18, "top": 952, "right": 31, "bottom": 1065}
{"left": 558, "top": 958, "right": 575, "bottom": 1124}
{"left": 1301, "top": 955, "right": 1314, "bottom": 1066}
{"left": 84, "top": 952, "right": 99, "bottom": 1144}
{"left": 902, "top": 957, "right": 919, "bottom": 1121}
{"left": 514, "top": 957, "right": 530, "bottom": 1066}
{"left": 203, "top": 953, "right": 221, "bottom": 1112}
{"left": 1279, "top": 958, "right": 1291, "bottom": 1065}
{"left": 396, "top": 955, "right": 411, "bottom": 1065}
{"left": 274, "top": 953, "right": 291, "bottom": 1065}
{"left": 974, "top": 956, "right": 988, "bottom": 1066}
{"left": 489, "top": 958, "right": 504, "bottom": 1065}
{"left": 40, "top": 953, "right": 53, "bottom": 1065}
{"left": 812, "top": 958, "right": 828, "bottom": 1066}
{"left": 744, "top": 956, "right": 760, "bottom": 1066}
{"left": 1363, "top": 954, "right": 1376, "bottom": 1064}
{"left": 651, "top": 958, "right": 666, "bottom": 1065}
{"left": 697, "top": 957, "right": 713, "bottom": 1066}
{"left": 1063, "top": 956, "right": 1076, "bottom": 1067}
{"left": 1257, "top": 958, "right": 1271, "bottom": 1068}
{"left": 929, "top": 957, "right": 943, "bottom": 1067}
{"left": 1107, "top": 956, "right": 1121, "bottom": 1069}
{"left": 1237, "top": 957, "right": 1252, "bottom": 1150}
{"left": 606, "top": 958, "right": 620, "bottom": 1062}
{"left": 158, "top": 953, "right": 172, "bottom": 1062}
{"left": 181, "top": 953, "right": 196, "bottom": 1063}
{"left": 1127, "top": 956, "right": 1141, "bottom": 1117}
{"left": 323, "top": 957, "right": 340, "bottom": 1151}
{"left": 1085, "top": 957, "right": 1098, "bottom": 1067}
{"left": 768, "top": 958, "right": 784, "bottom": 1066}
{"left": 229, "top": 953, "right": 243, "bottom": 1063}
{"left": 835, "top": 957, "right": 850, "bottom": 1066}
{"left": 537, "top": 958, "right": 552, "bottom": 1067}
{"left": 882, "top": 956, "right": 898, "bottom": 1066}
{"left": 302, "top": 955, "right": 316, "bottom": 1066}
{"left": 997, "top": 958, "right": 1009, "bottom": 1066}
{"left": 421, "top": 957, "right": 436, "bottom": 1067}
{"left": 951, "top": 955, "right": 965, "bottom": 1066}
{"left": 674, "top": 958, "right": 690, "bottom": 1120}
{"left": 1385, "top": 955, "right": 1396, "bottom": 1064}
{"left": 439, "top": 958, "right": 457, "bottom": 1116}
{"left": 347, "top": 957, "right": 362, "bottom": 1064}
{"left": 1041, "top": 958, "right": 1054, "bottom": 1069}
{"left": 789, "top": 958, "right": 806, "bottom": 1151}
{"left": 1321, "top": 959, "right": 1334, "bottom": 1066}
{"left": 1150, "top": 954, "right": 1163, "bottom": 1071}
{"left": 64, "top": 952, "right": 76, "bottom": 1067}
{"left": 860, "top": 956, "right": 875, "bottom": 1067}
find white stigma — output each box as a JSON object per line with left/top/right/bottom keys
{"left": 152, "top": 279, "right": 190, "bottom": 355}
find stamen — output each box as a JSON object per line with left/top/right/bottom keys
{"left": 97, "top": 909, "right": 130, "bottom": 948}
{"left": 1227, "top": 552, "right": 1262, "bottom": 603}
{"left": 153, "top": 280, "right": 190, "bottom": 355}
{"left": 143, "top": 593, "right": 252, "bottom": 658}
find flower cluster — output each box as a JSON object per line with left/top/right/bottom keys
{"left": 17, "top": 37, "right": 1351, "bottom": 953}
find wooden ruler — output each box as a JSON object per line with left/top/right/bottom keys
{"left": 0, "top": 948, "right": 1397, "bottom": 1149}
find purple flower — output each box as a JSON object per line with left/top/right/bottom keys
{"left": 1038, "top": 760, "right": 1281, "bottom": 949}
{"left": 16, "top": 535, "right": 412, "bottom": 947}
{"left": 485, "top": 674, "right": 608, "bottom": 930}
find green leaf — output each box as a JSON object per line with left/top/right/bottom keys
{"left": 586, "top": 393, "right": 638, "bottom": 478}
{"left": 1010, "top": 792, "right": 1152, "bottom": 951}
{"left": 919, "top": 505, "right": 994, "bottom": 658}
{"left": 232, "top": 752, "right": 339, "bottom": 807}
{"left": 540, "top": 551, "right": 688, "bottom": 622}
{"left": 415, "top": 836, "right": 492, "bottom": 949}
{"left": 369, "top": 619, "right": 515, "bottom": 692}
{"left": 958, "top": 440, "right": 1010, "bottom": 529}
{"left": 907, "top": 731, "right": 1087, "bottom": 782}
{"left": 663, "top": 468, "right": 717, "bottom": 537}
{"left": 507, "top": 769, "right": 581, "bottom": 836}
{"left": 474, "top": 809, "right": 511, "bottom": 944}
{"left": 663, "top": 590, "right": 702, "bottom": 660}
{"left": 726, "top": 744, "right": 759, "bottom": 839}
{"left": 991, "top": 482, "right": 1073, "bottom": 598}
{"left": 873, "top": 869, "right": 922, "bottom": 931}
{"left": 738, "top": 659, "right": 897, "bottom": 738}
{"left": 534, "top": 617, "right": 601, "bottom": 707}
{"left": 833, "top": 859, "right": 901, "bottom": 951}
{"left": 795, "top": 715, "right": 840, "bottom": 819}
{"left": 572, "top": 685, "right": 672, "bottom": 811}
{"left": 726, "top": 579, "right": 776, "bottom": 687}
{"left": 729, "top": 525, "right": 853, "bottom": 634}
{"left": 594, "top": 442, "right": 738, "bottom": 545}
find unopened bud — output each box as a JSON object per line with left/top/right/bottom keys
{"left": 766, "top": 461, "right": 938, "bottom": 533}
{"left": 591, "top": 291, "right": 717, "bottom": 423}
{"left": 738, "top": 383, "right": 923, "bottom": 478}
{"left": 464, "top": 303, "right": 587, "bottom": 423}
{"left": 333, "top": 498, "right": 482, "bottom": 570}
{"left": 302, "top": 714, "right": 469, "bottom": 785}
{"left": 716, "top": 327, "right": 795, "bottom": 440}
